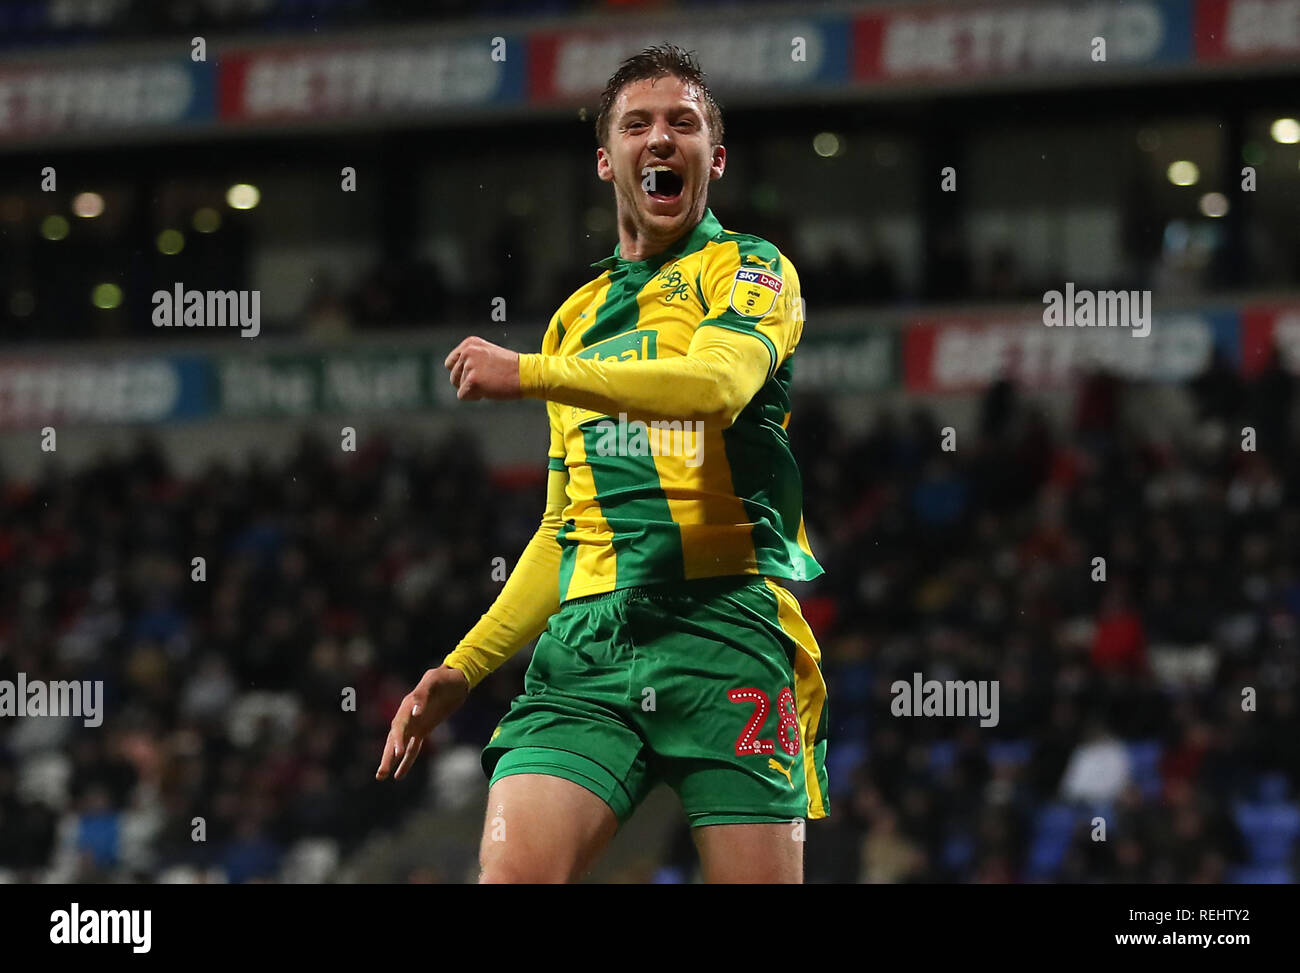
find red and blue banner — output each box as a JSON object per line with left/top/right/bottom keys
{"left": 0, "top": 58, "right": 213, "bottom": 139}
{"left": 853, "top": 0, "right": 1192, "bottom": 85}
{"left": 217, "top": 35, "right": 526, "bottom": 125}
{"left": 527, "top": 16, "right": 850, "bottom": 104}
{"left": 1195, "top": 0, "right": 1300, "bottom": 62}
{"left": 0, "top": 3, "right": 1295, "bottom": 145}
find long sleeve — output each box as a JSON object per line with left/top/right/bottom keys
{"left": 517, "top": 323, "right": 772, "bottom": 428}
{"left": 439, "top": 463, "right": 566, "bottom": 691}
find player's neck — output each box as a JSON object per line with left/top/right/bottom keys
{"left": 615, "top": 206, "right": 704, "bottom": 263}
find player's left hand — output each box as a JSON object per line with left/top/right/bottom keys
{"left": 376, "top": 665, "right": 470, "bottom": 782}
{"left": 445, "top": 336, "right": 521, "bottom": 401}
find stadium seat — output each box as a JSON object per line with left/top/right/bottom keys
{"left": 942, "top": 832, "right": 975, "bottom": 873}
{"left": 987, "top": 739, "right": 1033, "bottom": 768}
{"left": 652, "top": 866, "right": 688, "bottom": 884}
{"left": 929, "top": 740, "right": 958, "bottom": 775}
{"left": 1256, "top": 772, "right": 1290, "bottom": 803}
{"left": 1026, "top": 803, "right": 1079, "bottom": 879}
{"left": 1234, "top": 799, "right": 1300, "bottom": 866}
{"left": 836, "top": 662, "right": 874, "bottom": 705}
{"left": 281, "top": 839, "right": 341, "bottom": 884}
{"left": 1125, "top": 740, "right": 1164, "bottom": 799}
{"left": 76, "top": 811, "right": 121, "bottom": 871}
{"left": 1227, "top": 864, "right": 1293, "bottom": 884}
{"left": 826, "top": 739, "right": 867, "bottom": 798}
{"left": 838, "top": 713, "right": 870, "bottom": 742}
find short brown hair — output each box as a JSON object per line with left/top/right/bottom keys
{"left": 594, "top": 44, "right": 724, "bottom": 148}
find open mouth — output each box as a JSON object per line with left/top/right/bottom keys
{"left": 645, "top": 166, "right": 684, "bottom": 202}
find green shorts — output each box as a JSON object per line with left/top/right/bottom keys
{"left": 482, "top": 574, "right": 830, "bottom": 828}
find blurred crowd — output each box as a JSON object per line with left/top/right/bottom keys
{"left": 0, "top": 431, "right": 519, "bottom": 882}
{"left": 2, "top": 354, "right": 1300, "bottom": 883}
{"left": 766, "top": 355, "right": 1300, "bottom": 884}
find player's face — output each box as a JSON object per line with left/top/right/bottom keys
{"left": 597, "top": 75, "right": 725, "bottom": 246}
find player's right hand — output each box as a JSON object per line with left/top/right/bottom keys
{"left": 375, "top": 665, "right": 470, "bottom": 782}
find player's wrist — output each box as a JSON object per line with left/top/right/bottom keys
{"left": 440, "top": 663, "right": 470, "bottom": 691}
{"left": 517, "top": 353, "right": 545, "bottom": 396}
{"left": 438, "top": 652, "right": 480, "bottom": 691}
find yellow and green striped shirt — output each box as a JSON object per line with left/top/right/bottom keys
{"left": 529, "top": 208, "right": 822, "bottom": 602}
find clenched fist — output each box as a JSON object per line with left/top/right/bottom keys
{"left": 445, "top": 336, "right": 521, "bottom": 401}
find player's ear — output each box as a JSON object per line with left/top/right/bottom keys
{"left": 596, "top": 146, "right": 614, "bottom": 183}
{"left": 709, "top": 144, "right": 726, "bottom": 182}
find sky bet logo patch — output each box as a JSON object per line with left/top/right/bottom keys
{"left": 729, "top": 268, "right": 782, "bottom": 317}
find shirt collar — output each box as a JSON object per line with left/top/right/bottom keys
{"left": 591, "top": 208, "right": 723, "bottom": 272}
